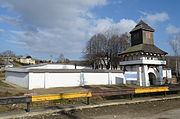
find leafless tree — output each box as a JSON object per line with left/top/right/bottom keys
{"left": 49, "top": 55, "right": 54, "bottom": 61}
{"left": 169, "top": 33, "right": 180, "bottom": 76}
{"left": 1, "top": 50, "right": 16, "bottom": 57}
{"left": 57, "top": 53, "right": 65, "bottom": 62}
{"left": 56, "top": 53, "right": 70, "bottom": 63}
{"left": 107, "top": 33, "right": 130, "bottom": 69}
{"left": 83, "top": 33, "right": 107, "bottom": 69}
{"left": 83, "top": 32, "right": 130, "bottom": 69}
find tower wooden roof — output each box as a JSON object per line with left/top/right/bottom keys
{"left": 130, "top": 20, "right": 155, "bottom": 33}
{"left": 119, "top": 20, "right": 167, "bottom": 56}
{"left": 119, "top": 44, "right": 167, "bottom": 55}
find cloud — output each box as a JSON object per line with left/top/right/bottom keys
{"left": 0, "top": 28, "right": 4, "bottom": 33}
{"left": 0, "top": 0, "right": 136, "bottom": 59}
{"left": 166, "top": 25, "right": 180, "bottom": 34}
{"left": 110, "top": 0, "right": 123, "bottom": 4}
{"left": 140, "top": 11, "right": 169, "bottom": 25}
{"left": 0, "top": 0, "right": 107, "bottom": 29}
{"left": 0, "top": 15, "right": 22, "bottom": 27}
{"left": 90, "top": 18, "right": 136, "bottom": 37}
{"left": 116, "top": 19, "right": 136, "bottom": 33}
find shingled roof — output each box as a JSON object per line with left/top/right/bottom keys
{"left": 130, "top": 20, "right": 155, "bottom": 33}
{"left": 119, "top": 44, "right": 167, "bottom": 55}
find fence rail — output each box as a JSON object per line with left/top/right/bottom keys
{"left": 0, "top": 85, "right": 179, "bottom": 112}
{"left": 32, "top": 92, "right": 92, "bottom": 102}
{"left": 0, "top": 96, "right": 31, "bottom": 105}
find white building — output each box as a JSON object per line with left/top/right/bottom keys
{"left": 5, "top": 64, "right": 125, "bottom": 89}
{"left": 16, "top": 57, "right": 36, "bottom": 64}
{"left": 119, "top": 20, "right": 170, "bottom": 86}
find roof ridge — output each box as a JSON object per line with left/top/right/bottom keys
{"left": 130, "top": 20, "right": 154, "bottom": 33}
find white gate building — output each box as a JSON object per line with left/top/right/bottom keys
{"left": 119, "top": 20, "right": 168, "bottom": 86}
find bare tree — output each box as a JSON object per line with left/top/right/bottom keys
{"left": 1, "top": 50, "right": 16, "bottom": 57}
{"left": 83, "top": 33, "right": 107, "bottom": 69}
{"left": 83, "top": 32, "right": 130, "bottom": 69}
{"left": 108, "top": 33, "right": 130, "bottom": 69}
{"left": 57, "top": 53, "right": 65, "bottom": 62}
{"left": 169, "top": 33, "right": 180, "bottom": 76}
{"left": 49, "top": 55, "right": 54, "bottom": 61}
{"left": 56, "top": 53, "right": 70, "bottom": 63}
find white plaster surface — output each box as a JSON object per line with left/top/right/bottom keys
{"left": 6, "top": 71, "right": 125, "bottom": 89}
{"left": 120, "top": 59, "right": 166, "bottom": 65}
{"left": 44, "top": 73, "right": 80, "bottom": 88}
{"left": 163, "top": 69, "right": 172, "bottom": 78}
{"left": 29, "top": 73, "right": 45, "bottom": 89}
{"left": 5, "top": 64, "right": 172, "bottom": 89}
{"left": 28, "top": 64, "right": 89, "bottom": 69}
{"left": 5, "top": 72, "right": 29, "bottom": 88}
{"left": 83, "top": 73, "right": 109, "bottom": 85}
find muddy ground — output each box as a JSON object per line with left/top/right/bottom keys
{"left": 18, "top": 98, "right": 180, "bottom": 119}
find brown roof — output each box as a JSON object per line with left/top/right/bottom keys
{"left": 119, "top": 44, "right": 167, "bottom": 55}
{"left": 130, "top": 20, "right": 155, "bottom": 33}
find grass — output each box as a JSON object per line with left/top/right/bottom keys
{"left": 11, "top": 61, "right": 23, "bottom": 67}
{"left": 53, "top": 98, "right": 85, "bottom": 104}
{"left": 0, "top": 80, "right": 9, "bottom": 87}
{"left": 0, "top": 71, "right": 5, "bottom": 79}
{"left": 0, "top": 91, "right": 12, "bottom": 97}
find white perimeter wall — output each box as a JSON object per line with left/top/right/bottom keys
{"left": 124, "top": 72, "right": 137, "bottom": 85}
{"left": 111, "top": 73, "right": 125, "bottom": 85}
{"left": 28, "top": 64, "right": 90, "bottom": 69}
{"left": 6, "top": 69, "right": 172, "bottom": 89}
{"left": 5, "top": 71, "right": 29, "bottom": 88}
{"left": 45, "top": 73, "right": 80, "bottom": 88}
{"left": 29, "top": 73, "right": 45, "bottom": 89}
{"left": 27, "top": 72, "right": 125, "bottom": 89}
{"left": 83, "top": 73, "right": 125, "bottom": 85}
{"left": 163, "top": 69, "right": 172, "bottom": 78}
{"left": 83, "top": 73, "right": 109, "bottom": 85}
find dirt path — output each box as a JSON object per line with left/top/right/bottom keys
{"left": 20, "top": 98, "right": 180, "bottom": 119}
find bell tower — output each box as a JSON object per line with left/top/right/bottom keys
{"left": 119, "top": 20, "right": 168, "bottom": 87}
{"left": 130, "top": 20, "right": 154, "bottom": 46}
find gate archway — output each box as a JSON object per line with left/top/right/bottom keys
{"left": 148, "top": 72, "right": 156, "bottom": 85}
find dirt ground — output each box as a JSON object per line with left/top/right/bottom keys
{"left": 0, "top": 77, "right": 139, "bottom": 97}
{"left": 21, "top": 98, "right": 180, "bottom": 119}
{"left": 0, "top": 79, "right": 30, "bottom": 97}
{"left": 30, "top": 84, "right": 139, "bottom": 95}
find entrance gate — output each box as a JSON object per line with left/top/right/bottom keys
{"left": 148, "top": 73, "right": 156, "bottom": 85}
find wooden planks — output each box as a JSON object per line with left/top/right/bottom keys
{"left": 32, "top": 92, "right": 92, "bottom": 102}
{"left": 92, "top": 89, "right": 135, "bottom": 96}
{"left": 135, "top": 87, "right": 169, "bottom": 94}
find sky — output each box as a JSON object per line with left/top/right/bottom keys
{"left": 0, "top": 0, "right": 179, "bottom": 60}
